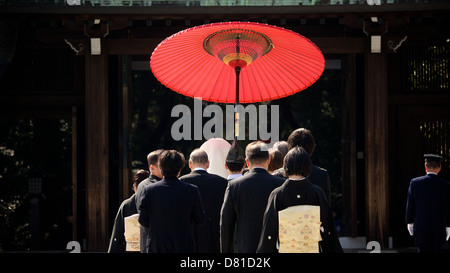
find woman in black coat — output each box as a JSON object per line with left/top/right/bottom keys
{"left": 257, "top": 147, "right": 343, "bottom": 253}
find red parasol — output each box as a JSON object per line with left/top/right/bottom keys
{"left": 150, "top": 21, "right": 324, "bottom": 139}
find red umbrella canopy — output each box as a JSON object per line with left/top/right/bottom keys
{"left": 150, "top": 21, "right": 325, "bottom": 104}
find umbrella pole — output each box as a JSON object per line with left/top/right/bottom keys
{"left": 234, "top": 66, "right": 241, "bottom": 140}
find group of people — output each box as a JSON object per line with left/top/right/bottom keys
{"left": 108, "top": 126, "right": 450, "bottom": 254}
{"left": 108, "top": 128, "right": 342, "bottom": 253}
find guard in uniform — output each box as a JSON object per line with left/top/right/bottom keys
{"left": 405, "top": 154, "right": 450, "bottom": 253}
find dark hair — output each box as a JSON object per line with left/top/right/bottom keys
{"left": 147, "top": 149, "right": 165, "bottom": 166}
{"left": 226, "top": 162, "right": 245, "bottom": 172}
{"left": 189, "top": 148, "right": 209, "bottom": 165}
{"left": 268, "top": 148, "right": 284, "bottom": 172}
{"left": 134, "top": 169, "right": 150, "bottom": 187}
{"left": 158, "top": 150, "right": 185, "bottom": 178}
{"left": 287, "top": 128, "right": 316, "bottom": 156}
{"left": 283, "top": 147, "right": 312, "bottom": 177}
{"left": 245, "top": 141, "right": 269, "bottom": 164}
{"left": 425, "top": 161, "right": 441, "bottom": 169}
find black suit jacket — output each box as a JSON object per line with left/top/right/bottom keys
{"left": 135, "top": 174, "right": 162, "bottom": 210}
{"left": 220, "top": 168, "right": 284, "bottom": 253}
{"left": 273, "top": 165, "right": 331, "bottom": 205}
{"left": 406, "top": 173, "right": 450, "bottom": 232}
{"left": 138, "top": 178, "right": 206, "bottom": 253}
{"left": 135, "top": 174, "right": 161, "bottom": 252}
{"left": 179, "top": 170, "right": 229, "bottom": 253}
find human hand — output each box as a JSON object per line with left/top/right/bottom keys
{"left": 407, "top": 223, "right": 414, "bottom": 236}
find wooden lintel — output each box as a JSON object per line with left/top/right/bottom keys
{"left": 311, "top": 37, "right": 364, "bottom": 54}
{"left": 1, "top": 3, "right": 449, "bottom": 16}
{"left": 106, "top": 37, "right": 365, "bottom": 55}
{"left": 107, "top": 38, "right": 162, "bottom": 55}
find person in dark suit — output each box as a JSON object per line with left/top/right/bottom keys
{"left": 135, "top": 149, "right": 165, "bottom": 253}
{"left": 273, "top": 128, "right": 331, "bottom": 205}
{"left": 179, "top": 148, "right": 228, "bottom": 253}
{"left": 138, "top": 150, "right": 206, "bottom": 253}
{"left": 135, "top": 149, "right": 165, "bottom": 210}
{"left": 108, "top": 169, "right": 149, "bottom": 253}
{"left": 220, "top": 141, "right": 285, "bottom": 253}
{"left": 406, "top": 154, "right": 450, "bottom": 253}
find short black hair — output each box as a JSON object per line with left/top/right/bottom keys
{"left": 226, "top": 162, "right": 245, "bottom": 172}
{"left": 245, "top": 141, "right": 269, "bottom": 164}
{"left": 283, "top": 147, "right": 312, "bottom": 177}
{"left": 425, "top": 161, "right": 441, "bottom": 169}
{"left": 287, "top": 128, "right": 316, "bottom": 156}
{"left": 158, "top": 150, "right": 185, "bottom": 178}
{"left": 147, "top": 149, "right": 165, "bottom": 166}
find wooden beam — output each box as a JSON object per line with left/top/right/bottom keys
{"left": 85, "top": 38, "right": 109, "bottom": 252}
{"left": 364, "top": 48, "right": 389, "bottom": 248}
{"left": 106, "top": 37, "right": 364, "bottom": 55}
{"left": 1, "top": 3, "right": 449, "bottom": 16}
{"left": 311, "top": 37, "right": 364, "bottom": 54}
{"left": 107, "top": 38, "right": 162, "bottom": 55}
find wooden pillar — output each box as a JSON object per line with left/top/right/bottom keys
{"left": 364, "top": 45, "right": 389, "bottom": 248}
{"left": 120, "top": 55, "right": 133, "bottom": 200}
{"left": 72, "top": 106, "right": 78, "bottom": 242}
{"left": 341, "top": 54, "right": 358, "bottom": 237}
{"left": 85, "top": 38, "right": 109, "bottom": 252}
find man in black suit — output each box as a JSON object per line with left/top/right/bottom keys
{"left": 220, "top": 141, "right": 284, "bottom": 253}
{"left": 135, "top": 149, "right": 165, "bottom": 210}
{"left": 138, "top": 150, "right": 206, "bottom": 253}
{"left": 273, "top": 128, "right": 331, "bottom": 204}
{"left": 179, "top": 149, "right": 228, "bottom": 253}
{"left": 406, "top": 154, "right": 450, "bottom": 253}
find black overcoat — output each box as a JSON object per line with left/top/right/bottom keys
{"left": 138, "top": 177, "right": 206, "bottom": 253}
{"left": 135, "top": 174, "right": 161, "bottom": 253}
{"left": 256, "top": 179, "right": 343, "bottom": 253}
{"left": 179, "top": 170, "right": 228, "bottom": 253}
{"left": 220, "top": 168, "right": 284, "bottom": 253}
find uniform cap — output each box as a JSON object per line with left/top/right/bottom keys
{"left": 424, "top": 154, "right": 443, "bottom": 163}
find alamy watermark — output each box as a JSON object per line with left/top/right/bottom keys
{"left": 171, "top": 97, "right": 279, "bottom": 143}
{"left": 66, "top": 0, "right": 81, "bottom": 5}
{"left": 366, "top": 0, "right": 381, "bottom": 5}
